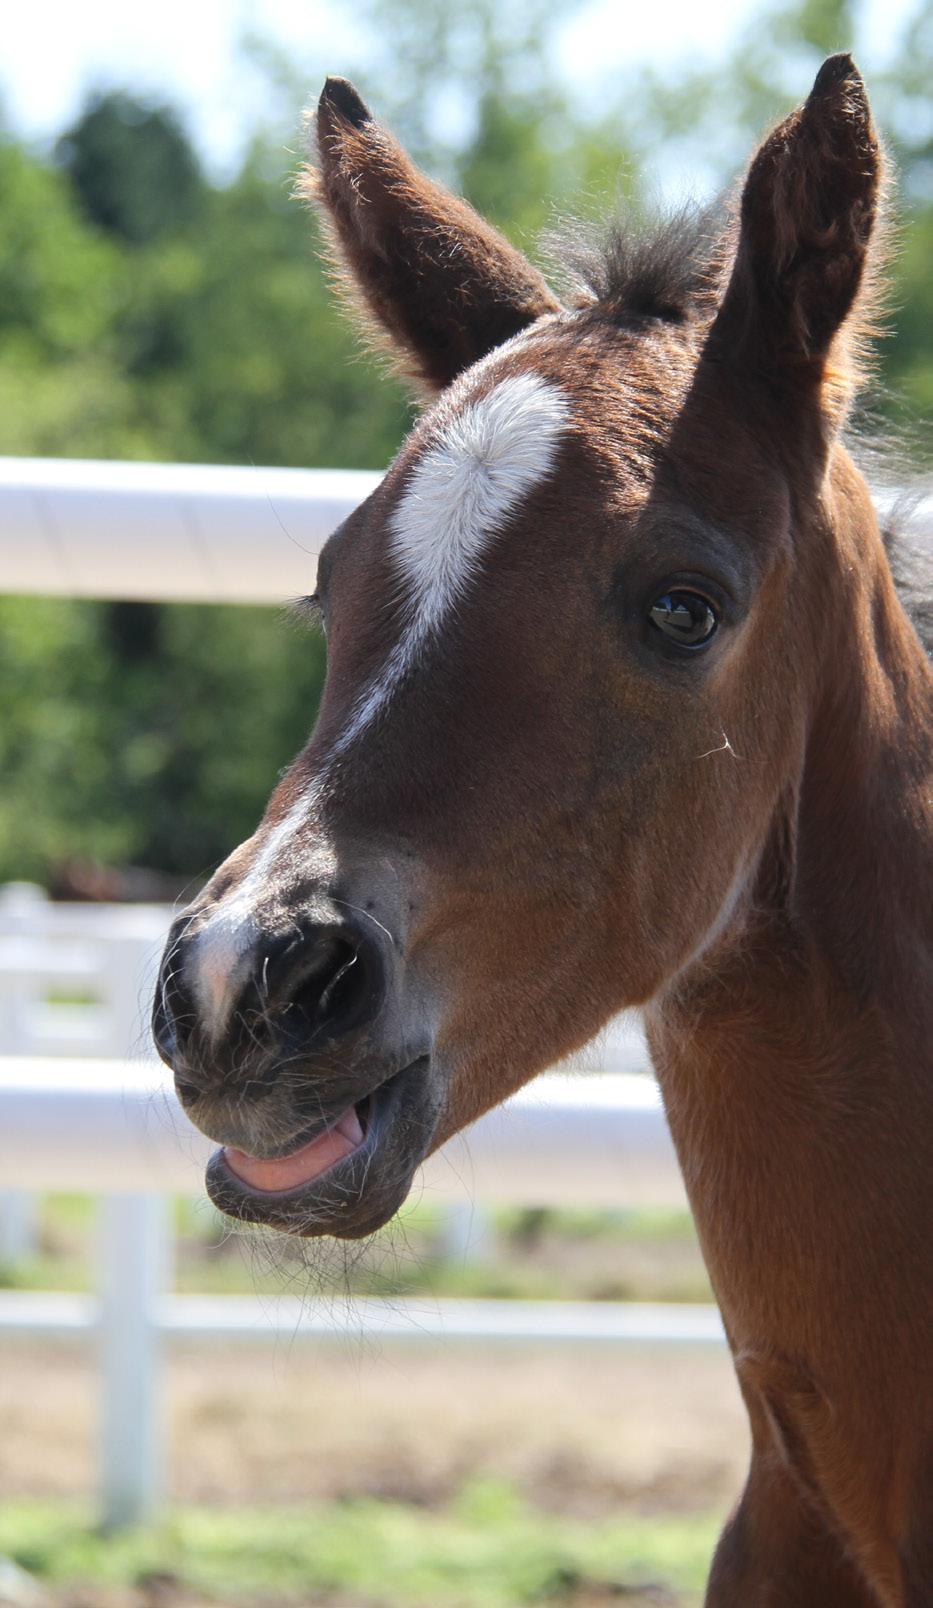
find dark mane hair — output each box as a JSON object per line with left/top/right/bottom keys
{"left": 847, "top": 423, "right": 933, "bottom": 655}
{"left": 547, "top": 199, "right": 731, "bottom": 326}
{"left": 880, "top": 502, "right": 933, "bottom": 655}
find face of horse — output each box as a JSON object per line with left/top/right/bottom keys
{"left": 154, "top": 58, "right": 882, "bottom": 1236}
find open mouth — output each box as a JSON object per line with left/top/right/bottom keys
{"left": 224, "top": 1100, "right": 371, "bottom": 1195}
{"left": 204, "top": 1056, "right": 436, "bottom": 1238}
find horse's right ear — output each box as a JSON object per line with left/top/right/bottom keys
{"left": 302, "top": 78, "right": 560, "bottom": 395}
{"left": 712, "top": 54, "right": 883, "bottom": 423}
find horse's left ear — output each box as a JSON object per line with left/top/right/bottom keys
{"left": 713, "top": 54, "right": 883, "bottom": 419}
{"left": 303, "top": 77, "right": 561, "bottom": 395}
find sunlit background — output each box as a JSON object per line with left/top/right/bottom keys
{"left": 0, "top": 1, "right": 929, "bottom": 1604}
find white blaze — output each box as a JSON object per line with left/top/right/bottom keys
{"left": 191, "top": 793, "right": 335, "bottom": 1038}
{"left": 333, "top": 370, "right": 569, "bottom": 754}
{"left": 392, "top": 370, "right": 569, "bottom": 630}
{"left": 189, "top": 371, "right": 568, "bottom": 1034}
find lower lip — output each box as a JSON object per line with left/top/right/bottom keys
{"left": 205, "top": 1058, "right": 434, "bottom": 1239}
{"left": 223, "top": 1102, "right": 369, "bottom": 1195}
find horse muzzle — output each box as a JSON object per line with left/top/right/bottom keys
{"left": 152, "top": 902, "right": 439, "bottom": 1237}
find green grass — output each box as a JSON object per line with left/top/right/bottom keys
{"left": 495, "top": 1206, "right": 696, "bottom": 1244}
{"left": 0, "top": 1486, "right": 718, "bottom": 1605}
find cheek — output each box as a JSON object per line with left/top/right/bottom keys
{"left": 395, "top": 639, "right": 798, "bottom": 1106}
{"left": 403, "top": 692, "right": 766, "bottom": 1072}
{"left": 407, "top": 869, "right": 644, "bottom": 1137}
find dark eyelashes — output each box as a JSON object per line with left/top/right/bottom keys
{"left": 287, "top": 593, "right": 325, "bottom": 630}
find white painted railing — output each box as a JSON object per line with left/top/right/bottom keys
{"left": 0, "top": 1051, "right": 705, "bottom": 1530}
{"left": 1, "top": 456, "right": 929, "bottom": 606}
{"left": 0, "top": 457, "right": 377, "bottom": 603}
{"left": 0, "top": 1057, "right": 680, "bottom": 1202}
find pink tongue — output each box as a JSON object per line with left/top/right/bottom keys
{"left": 225, "top": 1106, "right": 364, "bottom": 1193}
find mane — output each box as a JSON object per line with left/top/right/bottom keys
{"left": 880, "top": 501, "right": 933, "bottom": 656}
{"left": 550, "top": 160, "right": 892, "bottom": 403}
{"left": 849, "top": 423, "right": 933, "bottom": 656}
{"left": 546, "top": 199, "right": 731, "bottom": 326}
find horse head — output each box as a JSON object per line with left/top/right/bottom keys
{"left": 154, "top": 57, "right": 888, "bottom": 1238}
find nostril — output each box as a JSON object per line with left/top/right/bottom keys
{"left": 262, "top": 924, "right": 380, "bottom": 1041}
{"left": 293, "top": 937, "right": 360, "bottom": 1027}
{"left": 152, "top": 920, "right": 206, "bottom": 1067}
{"left": 159, "top": 963, "right": 197, "bottom": 1050}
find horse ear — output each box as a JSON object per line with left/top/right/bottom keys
{"left": 713, "top": 55, "right": 884, "bottom": 419}
{"left": 302, "top": 77, "right": 561, "bottom": 395}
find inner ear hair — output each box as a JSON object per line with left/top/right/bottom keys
{"left": 711, "top": 54, "right": 888, "bottom": 425}
{"left": 298, "top": 77, "right": 561, "bottom": 396}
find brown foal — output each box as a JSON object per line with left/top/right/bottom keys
{"left": 154, "top": 55, "right": 932, "bottom": 1604}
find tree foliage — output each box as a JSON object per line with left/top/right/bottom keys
{"left": 56, "top": 92, "right": 206, "bottom": 245}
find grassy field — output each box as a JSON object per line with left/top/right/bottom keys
{"left": 0, "top": 1489, "right": 720, "bottom": 1606}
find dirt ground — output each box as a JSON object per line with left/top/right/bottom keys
{"left": 0, "top": 1338, "right": 747, "bottom": 1514}
{"left": 0, "top": 1338, "right": 748, "bottom": 1607}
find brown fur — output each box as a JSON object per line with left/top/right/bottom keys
{"left": 710, "top": 54, "right": 889, "bottom": 429}
{"left": 300, "top": 76, "right": 560, "bottom": 395}
{"left": 155, "top": 55, "right": 933, "bottom": 1605}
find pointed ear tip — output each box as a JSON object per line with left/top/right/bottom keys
{"left": 319, "top": 76, "right": 372, "bottom": 129}
{"left": 810, "top": 52, "right": 865, "bottom": 100}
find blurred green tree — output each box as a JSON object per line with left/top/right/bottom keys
{"left": 0, "top": 595, "right": 326, "bottom": 880}
{"left": 56, "top": 91, "right": 205, "bottom": 245}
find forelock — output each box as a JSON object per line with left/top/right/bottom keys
{"left": 548, "top": 200, "right": 731, "bottom": 327}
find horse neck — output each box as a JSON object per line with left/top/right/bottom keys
{"left": 791, "top": 455, "right": 931, "bottom": 1022}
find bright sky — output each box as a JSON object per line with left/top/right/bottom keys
{"left": 2, "top": 0, "right": 918, "bottom": 176}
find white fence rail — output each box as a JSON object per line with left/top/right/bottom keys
{"left": 1, "top": 455, "right": 929, "bottom": 606}
{"left": 0, "top": 1055, "right": 681, "bottom": 1205}
{"left": 0, "top": 457, "right": 378, "bottom": 603}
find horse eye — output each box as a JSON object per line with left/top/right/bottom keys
{"left": 648, "top": 591, "right": 718, "bottom": 648}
